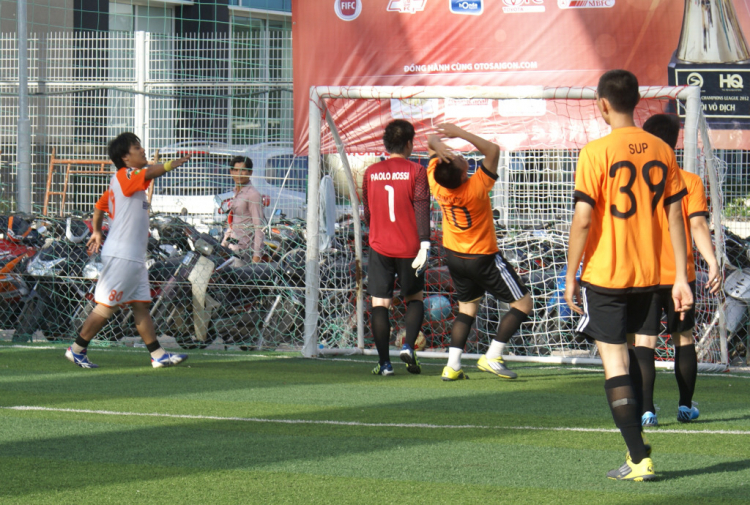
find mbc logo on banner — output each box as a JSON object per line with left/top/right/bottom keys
{"left": 335, "top": 0, "right": 362, "bottom": 21}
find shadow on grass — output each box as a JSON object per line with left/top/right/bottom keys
{"left": 660, "top": 459, "right": 750, "bottom": 480}
{"left": 0, "top": 416, "right": 463, "bottom": 499}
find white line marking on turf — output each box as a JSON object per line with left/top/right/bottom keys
{"left": 2, "top": 406, "right": 749, "bottom": 435}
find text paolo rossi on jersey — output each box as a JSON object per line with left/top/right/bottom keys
{"left": 370, "top": 172, "right": 411, "bottom": 181}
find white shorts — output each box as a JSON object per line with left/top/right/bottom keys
{"left": 94, "top": 256, "right": 151, "bottom": 307}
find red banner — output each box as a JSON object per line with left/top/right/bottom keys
{"left": 292, "top": 0, "right": 750, "bottom": 153}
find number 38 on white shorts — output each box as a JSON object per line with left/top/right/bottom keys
{"left": 94, "top": 256, "right": 152, "bottom": 307}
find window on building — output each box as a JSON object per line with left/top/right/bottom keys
{"left": 230, "top": 14, "right": 292, "bottom": 145}
{"left": 110, "top": 3, "right": 174, "bottom": 33}
{"left": 228, "top": 0, "right": 292, "bottom": 11}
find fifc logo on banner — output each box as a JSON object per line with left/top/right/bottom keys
{"left": 450, "top": 0, "right": 483, "bottom": 15}
{"left": 387, "top": 0, "right": 427, "bottom": 13}
{"left": 502, "top": 0, "right": 545, "bottom": 13}
{"left": 335, "top": 0, "right": 362, "bottom": 21}
{"left": 557, "top": 0, "right": 614, "bottom": 8}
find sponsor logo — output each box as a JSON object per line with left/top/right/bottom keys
{"left": 686, "top": 72, "right": 704, "bottom": 88}
{"left": 390, "top": 98, "right": 440, "bottom": 119}
{"left": 720, "top": 74, "right": 743, "bottom": 89}
{"left": 335, "top": 0, "right": 362, "bottom": 21}
{"left": 387, "top": 0, "right": 426, "bottom": 13}
{"left": 450, "top": 0, "right": 483, "bottom": 15}
{"left": 557, "top": 0, "right": 614, "bottom": 8}
{"left": 502, "top": 0, "right": 545, "bottom": 13}
{"left": 444, "top": 98, "right": 494, "bottom": 118}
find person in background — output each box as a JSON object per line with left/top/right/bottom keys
{"left": 222, "top": 156, "right": 265, "bottom": 262}
{"left": 633, "top": 113, "right": 721, "bottom": 427}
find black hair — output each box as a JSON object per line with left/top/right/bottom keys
{"left": 230, "top": 156, "right": 253, "bottom": 170}
{"left": 433, "top": 159, "right": 464, "bottom": 190}
{"left": 383, "top": 119, "right": 415, "bottom": 155}
{"left": 642, "top": 114, "right": 680, "bottom": 150}
{"left": 596, "top": 69, "right": 640, "bottom": 114}
{"left": 108, "top": 132, "right": 141, "bottom": 169}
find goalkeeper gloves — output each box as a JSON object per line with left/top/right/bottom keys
{"left": 411, "top": 241, "right": 430, "bottom": 277}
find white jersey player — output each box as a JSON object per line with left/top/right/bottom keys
{"left": 65, "top": 132, "right": 191, "bottom": 369}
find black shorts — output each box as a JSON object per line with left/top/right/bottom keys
{"left": 637, "top": 281, "right": 697, "bottom": 336}
{"left": 366, "top": 247, "right": 425, "bottom": 299}
{"left": 443, "top": 248, "right": 528, "bottom": 303}
{"left": 576, "top": 286, "right": 654, "bottom": 345}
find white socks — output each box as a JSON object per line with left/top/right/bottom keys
{"left": 486, "top": 340, "right": 506, "bottom": 360}
{"left": 150, "top": 348, "right": 166, "bottom": 360}
{"left": 447, "top": 347, "right": 463, "bottom": 371}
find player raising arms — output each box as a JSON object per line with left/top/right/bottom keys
{"left": 634, "top": 114, "right": 721, "bottom": 427}
{"left": 362, "top": 120, "right": 431, "bottom": 376}
{"left": 65, "top": 132, "right": 191, "bottom": 369}
{"left": 565, "top": 70, "right": 693, "bottom": 481}
{"left": 427, "top": 124, "right": 532, "bottom": 381}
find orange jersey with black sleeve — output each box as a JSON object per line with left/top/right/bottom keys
{"left": 574, "top": 127, "right": 687, "bottom": 293}
{"left": 659, "top": 170, "right": 709, "bottom": 285}
{"left": 427, "top": 157, "right": 499, "bottom": 255}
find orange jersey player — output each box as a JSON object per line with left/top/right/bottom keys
{"left": 427, "top": 123, "right": 532, "bottom": 382}
{"left": 632, "top": 113, "right": 720, "bottom": 428}
{"left": 564, "top": 70, "right": 693, "bottom": 482}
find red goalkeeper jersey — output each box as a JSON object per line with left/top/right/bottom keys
{"left": 363, "top": 157, "right": 430, "bottom": 259}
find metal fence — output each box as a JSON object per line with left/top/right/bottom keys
{"left": 0, "top": 31, "right": 294, "bottom": 214}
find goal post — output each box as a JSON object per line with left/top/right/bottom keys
{"left": 304, "top": 85, "right": 729, "bottom": 372}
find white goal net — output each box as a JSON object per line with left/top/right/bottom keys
{"left": 303, "top": 85, "right": 728, "bottom": 372}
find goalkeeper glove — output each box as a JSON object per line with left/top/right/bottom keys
{"left": 411, "top": 241, "right": 430, "bottom": 277}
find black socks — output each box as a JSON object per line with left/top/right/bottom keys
{"left": 450, "top": 312, "right": 475, "bottom": 350}
{"left": 605, "top": 375, "right": 647, "bottom": 464}
{"left": 403, "top": 300, "right": 424, "bottom": 349}
{"left": 496, "top": 307, "right": 528, "bottom": 343}
{"left": 675, "top": 344, "right": 697, "bottom": 408}
{"left": 371, "top": 306, "right": 391, "bottom": 365}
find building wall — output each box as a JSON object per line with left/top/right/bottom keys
{"left": 0, "top": 0, "right": 75, "bottom": 33}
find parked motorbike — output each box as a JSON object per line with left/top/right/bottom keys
{"left": 20, "top": 216, "right": 127, "bottom": 342}
{"left": 0, "top": 215, "right": 44, "bottom": 339}
{"left": 148, "top": 214, "right": 307, "bottom": 350}
{"left": 206, "top": 247, "right": 305, "bottom": 350}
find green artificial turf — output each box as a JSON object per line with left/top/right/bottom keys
{"left": 0, "top": 344, "right": 749, "bottom": 504}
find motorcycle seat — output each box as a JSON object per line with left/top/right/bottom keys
{"left": 221, "top": 263, "right": 277, "bottom": 285}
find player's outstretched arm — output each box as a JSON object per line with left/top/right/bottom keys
{"left": 690, "top": 215, "right": 721, "bottom": 294}
{"left": 667, "top": 201, "right": 694, "bottom": 317}
{"left": 436, "top": 123, "right": 500, "bottom": 174}
{"left": 564, "top": 201, "right": 592, "bottom": 315}
{"left": 143, "top": 153, "right": 192, "bottom": 181}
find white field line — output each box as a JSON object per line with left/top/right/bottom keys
{"left": 1, "top": 345, "right": 284, "bottom": 359}
{"left": 2, "top": 406, "right": 749, "bottom": 435}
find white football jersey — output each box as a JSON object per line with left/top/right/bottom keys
{"left": 95, "top": 167, "right": 151, "bottom": 263}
